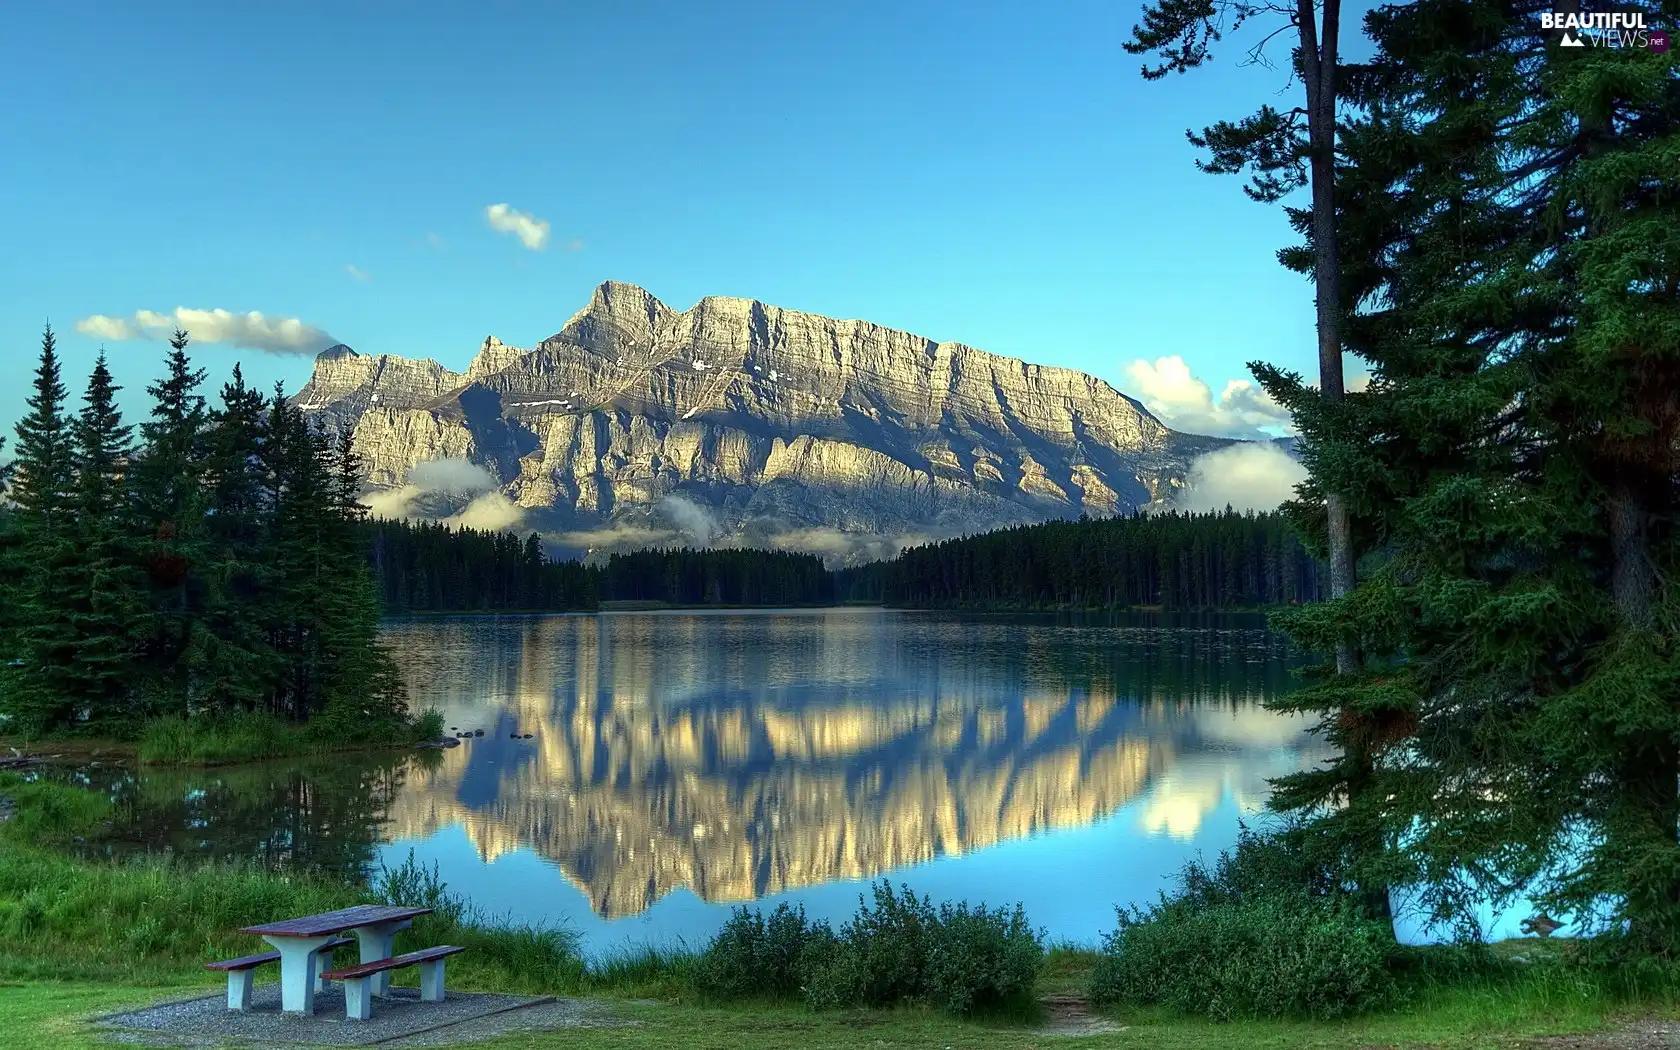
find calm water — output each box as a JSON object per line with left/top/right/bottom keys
{"left": 92, "top": 608, "right": 1336, "bottom": 954}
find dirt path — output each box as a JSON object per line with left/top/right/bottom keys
{"left": 1036, "top": 994, "right": 1126, "bottom": 1038}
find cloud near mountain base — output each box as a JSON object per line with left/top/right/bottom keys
{"left": 1172, "top": 443, "right": 1307, "bottom": 513}
{"left": 361, "top": 458, "right": 521, "bottom": 530}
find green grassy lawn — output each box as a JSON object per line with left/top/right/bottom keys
{"left": 0, "top": 971, "right": 1658, "bottom": 1050}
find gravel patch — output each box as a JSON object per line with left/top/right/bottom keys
{"left": 90, "top": 985, "right": 613, "bottom": 1048}
{"left": 1521, "top": 1021, "right": 1680, "bottom": 1049}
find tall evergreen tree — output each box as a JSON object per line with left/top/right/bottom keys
{"left": 60, "top": 354, "right": 147, "bottom": 725}
{"left": 311, "top": 426, "right": 409, "bottom": 734}
{"left": 133, "top": 329, "right": 211, "bottom": 700}
{"left": 4, "top": 327, "right": 81, "bottom": 732}
{"left": 197, "top": 364, "right": 277, "bottom": 712}
{"left": 1261, "top": 0, "right": 1680, "bottom": 947}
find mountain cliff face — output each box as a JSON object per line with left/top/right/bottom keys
{"left": 296, "top": 281, "right": 1227, "bottom": 561}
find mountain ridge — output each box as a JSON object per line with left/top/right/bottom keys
{"left": 296, "top": 281, "right": 1230, "bottom": 564}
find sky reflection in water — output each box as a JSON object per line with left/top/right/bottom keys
{"left": 366, "top": 608, "right": 1329, "bottom": 954}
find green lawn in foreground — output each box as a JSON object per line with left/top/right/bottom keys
{"left": 0, "top": 960, "right": 1664, "bottom": 1050}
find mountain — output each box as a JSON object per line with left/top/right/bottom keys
{"left": 296, "top": 281, "right": 1229, "bottom": 563}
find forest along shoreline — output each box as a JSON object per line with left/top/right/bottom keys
{"left": 0, "top": 319, "right": 1319, "bottom": 767}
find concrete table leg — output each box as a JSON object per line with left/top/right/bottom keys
{"left": 353, "top": 920, "right": 410, "bottom": 998}
{"left": 226, "top": 970, "right": 254, "bottom": 1012}
{"left": 418, "top": 958, "right": 447, "bottom": 1002}
{"left": 343, "top": 977, "right": 373, "bottom": 1021}
{"left": 261, "top": 934, "right": 336, "bottom": 1015}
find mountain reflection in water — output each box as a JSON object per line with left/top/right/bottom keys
{"left": 379, "top": 609, "right": 1330, "bottom": 919}
{"left": 91, "top": 609, "right": 1330, "bottom": 947}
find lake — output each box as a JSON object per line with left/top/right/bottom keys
{"left": 92, "top": 608, "right": 1333, "bottom": 955}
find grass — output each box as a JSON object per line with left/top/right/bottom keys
{"left": 0, "top": 975, "right": 1653, "bottom": 1050}
{"left": 0, "top": 776, "right": 1676, "bottom": 1049}
{"left": 5, "top": 707, "right": 445, "bottom": 768}
{"left": 135, "top": 707, "right": 444, "bottom": 766}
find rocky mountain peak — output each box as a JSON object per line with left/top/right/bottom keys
{"left": 295, "top": 284, "right": 1228, "bottom": 564}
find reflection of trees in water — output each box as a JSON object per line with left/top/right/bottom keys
{"left": 71, "top": 613, "right": 1308, "bottom": 910}
{"left": 374, "top": 613, "right": 1318, "bottom": 917}
{"left": 89, "top": 752, "right": 436, "bottom": 879}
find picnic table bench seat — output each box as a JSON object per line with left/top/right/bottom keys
{"left": 321, "top": 945, "right": 466, "bottom": 1020}
{"left": 207, "top": 937, "right": 355, "bottom": 1011}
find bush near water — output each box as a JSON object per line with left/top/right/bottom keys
{"left": 1088, "top": 829, "right": 1401, "bottom": 1021}
{"left": 695, "top": 885, "right": 1044, "bottom": 1016}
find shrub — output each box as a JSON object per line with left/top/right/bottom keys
{"left": 411, "top": 707, "right": 446, "bottom": 742}
{"left": 1088, "top": 829, "right": 1400, "bottom": 1021}
{"left": 695, "top": 903, "right": 837, "bottom": 1000}
{"left": 820, "top": 882, "right": 938, "bottom": 1008}
{"left": 924, "top": 901, "right": 1043, "bottom": 1016}
{"left": 1088, "top": 894, "right": 1398, "bottom": 1021}
{"left": 699, "top": 882, "right": 1044, "bottom": 1016}
{"left": 373, "top": 848, "right": 466, "bottom": 926}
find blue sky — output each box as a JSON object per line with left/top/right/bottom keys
{"left": 0, "top": 0, "right": 1337, "bottom": 439}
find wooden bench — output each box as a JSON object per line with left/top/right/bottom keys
{"left": 321, "top": 945, "right": 466, "bottom": 1020}
{"left": 207, "top": 937, "right": 355, "bottom": 1012}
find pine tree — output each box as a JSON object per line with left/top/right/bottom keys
{"left": 61, "top": 354, "right": 147, "bottom": 728}
{"left": 198, "top": 364, "right": 278, "bottom": 713}
{"left": 133, "top": 329, "right": 211, "bottom": 703}
{"left": 311, "top": 426, "right": 409, "bottom": 735}
{"left": 0, "top": 437, "right": 19, "bottom": 710}
{"left": 1261, "top": 0, "right": 1680, "bottom": 946}
{"left": 260, "top": 384, "right": 330, "bottom": 719}
{"left": 5, "top": 327, "right": 81, "bottom": 732}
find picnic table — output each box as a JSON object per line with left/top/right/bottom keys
{"left": 239, "top": 904, "right": 433, "bottom": 1015}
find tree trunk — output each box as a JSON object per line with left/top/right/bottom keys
{"left": 1297, "top": 0, "right": 1354, "bottom": 673}
{"left": 1607, "top": 483, "right": 1655, "bottom": 630}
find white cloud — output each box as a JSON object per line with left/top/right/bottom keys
{"left": 361, "top": 487, "right": 420, "bottom": 520}
{"left": 1173, "top": 443, "right": 1308, "bottom": 513}
{"left": 346, "top": 264, "right": 371, "bottom": 281}
{"left": 657, "top": 495, "right": 718, "bottom": 546}
{"left": 1123, "top": 354, "right": 1373, "bottom": 439}
{"left": 74, "top": 315, "right": 137, "bottom": 341}
{"left": 361, "top": 458, "right": 510, "bottom": 525}
{"left": 485, "top": 202, "right": 550, "bottom": 250}
{"left": 74, "top": 308, "right": 335, "bottom": 355}
{"left": 1124, "top": 356, "right": 1293, "bottom": 439}
{"left": 446, "top": 492, "right": 524, "bottom": 531}
{"left": 548, "top": 524, "right": 683, "bottom": 549}
{"left": 407, "top": 458, "right": 499, "bottom": 495}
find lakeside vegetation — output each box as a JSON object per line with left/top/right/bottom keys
{"left": 0, "top": 329, "right": 428, "bottom": 752}
{"left": 2, "top": 773, "right": 1676, "bottom": 1047}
